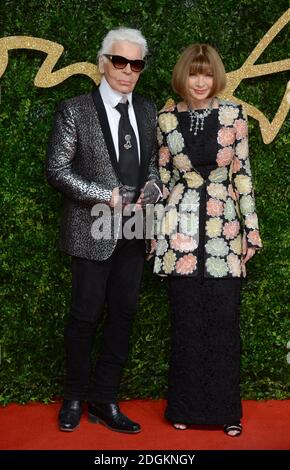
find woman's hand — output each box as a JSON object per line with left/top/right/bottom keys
{"left": 242, "top": 233, "right": 256, "bottom": 263}
{"left": 243, "top": 247, "right": 256, "bottom": 263}
{"left": 146, "top": 239, "right": 157, "bottom": 261}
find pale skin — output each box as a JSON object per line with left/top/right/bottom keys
{"left": 174, "top": 71, "right": 255, "bottom": 434}
{"left": 98, "top": 40, "right": 146, "bottom": 210}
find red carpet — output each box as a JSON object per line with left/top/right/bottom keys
{"left": 0, "top": 399, "right": 289, "bottom": 450}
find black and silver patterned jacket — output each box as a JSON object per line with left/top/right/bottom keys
{"left": 46, "top": 87, "right": 159, "bottom": 261}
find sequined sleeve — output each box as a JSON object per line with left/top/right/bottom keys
{"left": 46, "top": 103, "right": 112, "bottom": 205}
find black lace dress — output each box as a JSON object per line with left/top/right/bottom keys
{"left": 165, "top": 110, "right": 242, "bottom": 425}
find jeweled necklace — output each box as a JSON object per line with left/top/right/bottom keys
{"left": 188, "top": 97, "right": 215, "bottom": 135}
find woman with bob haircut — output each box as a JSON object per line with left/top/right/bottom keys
{"left": 152, "top": 44, "right": 262, "bottom": 436}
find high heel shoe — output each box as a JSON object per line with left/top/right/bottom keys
{"left": 223, "top": 422, "right": 242, "bottom": 437}
{"left": 173, "top": 423, "right": 188, "bottom": 430}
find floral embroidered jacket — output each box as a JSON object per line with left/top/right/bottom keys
{"left": 152, "top": 99, "right": 262, "bottom": 278}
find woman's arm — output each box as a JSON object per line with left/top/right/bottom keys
{"left": 232, "top": 105, "right": 262, "bottom": 263}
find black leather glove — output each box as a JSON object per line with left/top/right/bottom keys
{"left": 119, "top": 184, "right": 136, "bottom": 205}
{"left": 140, "top": 180, "right": 162, "bottom": 207}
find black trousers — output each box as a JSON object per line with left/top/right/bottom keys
{"left": 63, "top": 238, "right": 145, "bottom": 402}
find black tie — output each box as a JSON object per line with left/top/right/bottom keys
{"left": 115, "top": 102, "right": 139, "bottom": 187}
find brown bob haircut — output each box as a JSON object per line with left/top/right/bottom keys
{"left": 172, "top": 44, "right": 226, "bottom": 100}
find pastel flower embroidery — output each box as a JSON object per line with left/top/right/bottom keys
{"left": 153, "top": 257, "right": 162, "bottom": 274}
{"left": 223, "top": 199, "right": 236, "bottom": 221}
{"left": 240, "top": 194, "right": 255, "bottom": 215}
{"left": 168, "top": 168, "right": 181, "bottom": 191}
{"left": 180, "top": 190, "right": 200, "bottom": 212}
{"left": 175, "top": 254, "right": 197, "bottom": 274}
{"left": 163, "top": 250, "right": 176, "bottom": 274}
{"left": 232, "top": 156, "right": 241, "bottom": 173}
{"left": 235, "top": 138, "right": 248, "bottom": 160}
{"left": 172, "top": 168, "right": 181, "bottom": 180}
{"left": 234, "top": 175, "right": 252, "bottom": 194}
{"left": 218, "top": 127, "right": 235, "bottom": 146}
{"left": 161, "top": 208, "right": 178, "bottom": 235}
{"left": 159, "top": 146, "right": 170, "bottom": 166}
{"left": 234, "top": 119, "right": 248, "bottom": 140}
{"left": 243, "top": 158, "right": 252, "bottom": 176}
{"left": 207, "top": 198, "right": 224, "bottom": 217}
{"left": 230, "top": 235, "right": 242, "bottom": 255}
{"left": 156, "top": 239, "right": 168, "bottom": 256}
{"left": 206, "top": 218, "right": 222, "bottom": 238}
{"left": 223, "top": 220, "right": 240, "bottom": 240}
{"left": 206, "top": 257, "right": 229, "bottom": 277}
{"left": 219, "top": 106, "right": 239, "bottom": 126}
{"left": 180, "top": 213, "right": 199, "bottom": 236}
{"left": 184, "top": 172, "right": 204, "bottom": 189}
{"left": 247, "top": 230, "right": 262, "bottom": 247}
{"left": 209, "top": 167, "right": 228, "bottom": 183}
{"left": 158, "top": 113, "right": 178, "bottom": 134}
{"left": 169, "top": 180, "right": 176, "bottom": 191}
{"left": 217, "top": 146, "right": 234, "bottom": 166}
{"left": 170, "top": 233, "right": 198, "bottom": 253}
{"left": 227, "top": 253, "right": 241, "bottom": 277}
{"left": 208, "top": 183, "right": 227, "bottom": 201}
{"left": 245, "top": 213, "right": 258, "bottom": 229}
{"left": 173, "top": 153, "right": 192, "bottom": 172}
{"left": 160, "top": 168, "right": 171, "bottom": 184}
{"left": 167, "top": 130, "right": 185, "bottom": 155}
{"left": 154, "top": 203, "right": 165, "bottom": 219}
{"left": 205, "top": 238, "right": 229, "bottom": 257}
{"left": 168, "top": 183, "right": 184, "bottom": 206}
{"left": 157, "top": 127, "right": 163, "bottom": 146}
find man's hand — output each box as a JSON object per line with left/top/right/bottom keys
{"left": 119, "top": 185, "right": 136, "bottom": 206}
{"left": 109, "top": 187, "right": 121, "bottom": 208}
{"left": 110, "top": 185, "right": 137, "bottom": 208}
{"left": 139, "top": 180, "right": 162, "bottom": 208}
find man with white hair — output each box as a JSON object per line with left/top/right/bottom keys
{"left": 46, "top": 27, "right": 162, "bottom": 433}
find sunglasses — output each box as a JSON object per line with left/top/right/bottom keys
{"left": 103, "top": 54, "right": 145, "bottom": 73}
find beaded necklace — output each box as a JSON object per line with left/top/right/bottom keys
{"left": 188, "top": 97, "right": 215, "bottom": 135}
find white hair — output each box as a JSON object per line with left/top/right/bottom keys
{"left": 98, "top": 27, "right": 148, "bottom": 60}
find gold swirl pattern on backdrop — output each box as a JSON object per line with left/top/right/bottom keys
{"left": 0, "top": 36, "right": 101, "bottom": 86}
{"left": 0, "top": 9, "right": 289, "bottom": 143}
{"left": 220, "top": 8, "right": 290, "bottom": 144}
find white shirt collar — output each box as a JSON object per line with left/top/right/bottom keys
{"left": 99, "top": 77, "right": 133, "bottom": 108}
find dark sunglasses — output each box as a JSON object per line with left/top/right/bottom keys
{"left": 103, "top": 54, "right": 145, "bottom": 72}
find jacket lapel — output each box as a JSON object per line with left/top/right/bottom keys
{"left": 91, "top": 87, "right": 122, "bottom": 181}
{"left": 216, "top": 100, "right": 223, "bottom": 166}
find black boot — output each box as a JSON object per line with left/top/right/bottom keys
{"left": 88, "top": 402, "right": 141, "bottom": 434}
{"left": 59, "top": 400, "right": 83, "bottom": 432}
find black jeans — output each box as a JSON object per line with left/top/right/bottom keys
{"left": 63, "top": 238, "right": 145, "bottom": 402}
